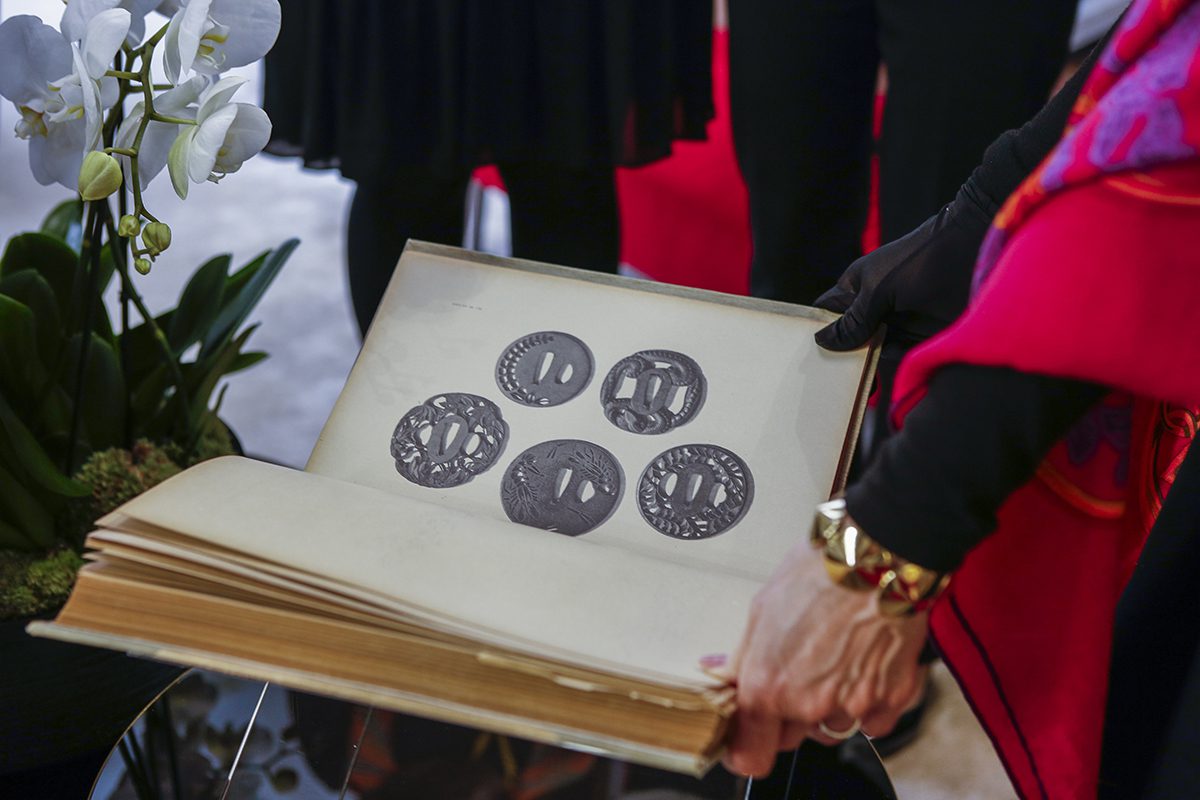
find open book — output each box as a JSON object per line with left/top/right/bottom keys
{"left": 29, "top": 242, "right": 877, "bottom": 775}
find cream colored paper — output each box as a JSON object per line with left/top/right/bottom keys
{"left": 100, "top": 456, "right": 760, "bottom": 687}
{"left": 308, "top": 244, "right": 869, "bottom": 581}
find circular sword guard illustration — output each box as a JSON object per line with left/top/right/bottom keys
{"left": 599, "top": 350, "right": 707, "bottom": 434}
{"left": 501, "top": 439, "right": 625, "bottom": 536}
{"left": 496, "top": 331, "right": 595, "bottom": 407}
{"left": 390, "top": 393, "right": 509, "bottom": 488}
{"left": 637, "top": 444, "right": 754, "bottom": 539}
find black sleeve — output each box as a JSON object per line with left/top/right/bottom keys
{"left": 967, "top": 19, "right": 1118, "bottom": 215}
{"left": 844, "top": 366, "right": 1106, "bottom": 573}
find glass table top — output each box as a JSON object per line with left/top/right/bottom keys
{"left": 91, "top": 670, "right": 896, "bottom": 800}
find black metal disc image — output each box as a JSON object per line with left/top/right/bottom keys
{"left": 600, "top": 349, "right": 706, "bottom": 434}
{"left": 390, "top": 393, "right": 509, "bottom": 488}
{"left": 496, "top": 331, "right": 594, "bottom": 407}
{"left": 500, "top": 439, "right": 624, "bottom": 536}
{"left": 637, "top": 444, "right": 754, "bottom": 539}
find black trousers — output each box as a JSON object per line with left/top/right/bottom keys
{"left": 346, "top": 163, "right": 618, "bottom": 334}
{"left": 1100, "top": 439, "right": 1200, "bottom": 798}
{"left": 728, "top": 0, "right": 1078, "bottom": 304}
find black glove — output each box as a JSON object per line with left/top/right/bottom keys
{"left": 813, "top": 179, "right": 997, "bottom": 352}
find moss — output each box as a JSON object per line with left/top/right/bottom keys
{"left": 163, "top": 419, "right": 236, "bottom": 467}
{"left": 4, "top": 430, "right": 238, "bottom": 618}
{"left": 0, "top": 548, "right": 85, "bottom": 620}
{"left": 59, "top": 439, "right": 183, "bottom": 548}
{"left": 82, "top": 439, "right": 183, "bottom": 511}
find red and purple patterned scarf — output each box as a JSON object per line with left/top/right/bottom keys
{"left": 886, "top": 3, "right": 1200, "bottom": 796}
{"left": 974, "top": 0, "right": 1200, "bottom": 293}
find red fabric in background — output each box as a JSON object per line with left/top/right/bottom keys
{"left": 615, "top": 29, "right": 750, "bottom": 293}
{"left": 474, "top": 164, "right": 504, "bottom": 190}
{"left": 474, "top": 29, "right": 884, "bottom": 291}
{"left": 616, "top": 31, "right": 882, "bottom": 290}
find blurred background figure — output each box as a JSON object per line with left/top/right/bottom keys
{"left": 264, "top": 1, "right": 714, "bottom": 333}
{"left": 728, "top": 0, "right": 1080, "bottom": 304}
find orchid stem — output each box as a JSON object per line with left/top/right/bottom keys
{"left": 128, "top": 34, "right": 163, "bottom": 225}
{"left": 144, "top": 22, "right": 170, "bottom": 50}
{"left": 102, "top": 212, "right": 193, "bottom": 432}
{"left": 109, "top": 46, "right": 136, "bottom": 449}
{"left": 105, "top": 69, "right": 140, "bottom": 80}
{"left": 64, "top": 201, "right": 105, "bottom": 475}
{"left": 105, "top": 147, "right": 137, "bottom": 157}
{"left": 148, "top": 113, "right": 195, "bottom": 125}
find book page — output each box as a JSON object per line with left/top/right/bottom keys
{"left": 307, "top": 244, "right": 869, "bottom": 581}
{"left": 102, "top": 456, "right": 762, "bottom": 688}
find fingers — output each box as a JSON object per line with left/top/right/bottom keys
{"left": 858, "top": 661, "right": 928, "bottom": 739}
{"left": 699, "top": 652, "right": 735, "bottom": 682}
{"left": 779, "top": 720, "right": 809, "bottom": 751}
{"left": 814, "top": 300, "right": 873, "bottom": 351}
{"left": 810, "top": 711, "right": 861, "bottom": 746}
{"left": 723, "top": 712, "right": 783, "bottom": 777}
{"left": 721, "top": 546, "right": 928, "bottom": 773}
{"left": 812, "top": 263, "right": 869, "bottom": 350}
{"left": 812, "top": 286, "right": 855, "bottom": 313}
{"left": 861, "top": 706, "right": 905, "bottom": 740}
{"left": 860, "top": 681, "right": 919, "bottom": 738}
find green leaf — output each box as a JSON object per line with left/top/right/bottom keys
{"left": 74, "top": 244, "right": 116, "bottom": 345}
{"left": 189, "top": 324, "right": 256, "bottom": 430}
{"left": 95, "top": 242, "right": 119, "bottom": 310}
{"left": 0, "top": 393, "right": 89, "bottom": 498}
{"left": 223, "top": 250, "right": 266, "bottom": 298}
{"left": 63, "top": 332, "right": 126, "bottom": 452}
{"left": 118, "top": 310, "right": 175, "bottom": 386}
{"left": 0, "top": 231, "right": 116, "bottom": 342}
{"left": 36, "top": 385, "right": 74, "bottom": 440}
{"left": 0, "top": 270, "right": 62, "bottom": 367}
{"left": 228, "top": 351, "right": 268, "bottom": 375}
{"left": 40, "top": 199, "right": 85, "bottom": 250}
{"left": 36, "top": 431, "right": 92, "bottom": 480}
{"left": 0, "top": 513, "right": 38, "bottom": 550}
{"left": 0, "top": 233, "right": 79, "bottom": 322}
{"left": 200, "top": 239, "right": 297, "bottom": 359}
{"left": 168, "top": 255, "right": 229, "bottom": 353}
{"left": 0, "top": 460, "right": 57, "bottom": 550}
{"left": 0, "top": 295, "right": 48, "bottom": 414}
{"left": 129, "top": 363, "right": 169, "bottom": 430}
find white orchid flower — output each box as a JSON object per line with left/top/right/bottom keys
{"left": 0, "top": 13, "right": 127, "bottom": 188}
{"left": 167, "top": 75, "right": 270, "bottom": 198}
{"left": 162, "top": 0, "right": 280, "bottom": 83}
{"left": 49, "top": 9, "right": 131, "bottom": 151}
{"left": 114, "top": 75, "right": 205, "bottom": 188}
{"left": 61, "top": 0, "right": 165, "bottom": 48}
{"left": 0, "top": 16, "right": 73, "bottom": 137}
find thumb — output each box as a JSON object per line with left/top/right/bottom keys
{"left": 812, "top": 287, "right": 855, "bottom": 314}
{"left": 814, "top": 299, "right": 874, "bottom": 351}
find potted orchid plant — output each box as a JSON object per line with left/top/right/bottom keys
{"left": 0, "top": 0, "right": 295, "bottom": 777}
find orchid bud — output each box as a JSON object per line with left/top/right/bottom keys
{"left": 78, "top": 152, "right": 122, "bottom": 201}
{"left": 118, "top": 214, "right": 141, "bottom": 238}
{"left": 142, "top": 222, "right": 172, "bottom": 255}
{"left": 134, "top": 257, "right": 152, "bottom": 275}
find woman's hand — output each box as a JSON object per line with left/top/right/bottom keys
{"left": 813, "top": 181, "right": 994, "bottom": 354}
{"left": 722, "top": 539, "right": 930, "bottom": 777}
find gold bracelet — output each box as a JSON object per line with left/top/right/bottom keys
{"left": 810, "top": 498, "right": 949, "bottom": 617}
